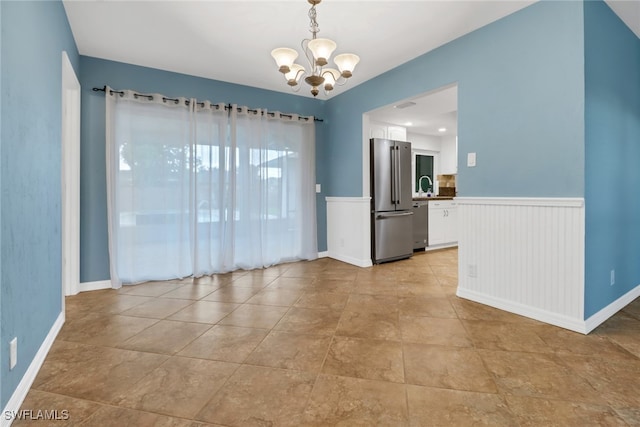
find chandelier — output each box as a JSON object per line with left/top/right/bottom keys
{"left": 271, "top": 0, "right": 360, "bottom": 97}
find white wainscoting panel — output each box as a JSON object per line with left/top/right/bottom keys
{"left": 456, "top": 197, "right": 586, "bottom": 332}
{"left": 326, "top": 197, "right": 372, "bottom": 268}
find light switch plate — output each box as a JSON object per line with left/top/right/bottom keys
{"left": 467, "top": 152, "right": 477, "bottom": 167}
{"left": 316, "top": 184, "right": 321, "bottom": 193}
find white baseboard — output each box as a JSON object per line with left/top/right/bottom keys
{"left": 327, "top": 251, "right": 373, "bottom": 268}
{"left": 456, "top": 288, "right": 588, "bottom": 334}
{"left": 1, "top": 312, "right": 65, "bottom": 427}
{"left": 458, "top": 285, "right": 640, "bottom": 334}
{"left": 79, "top": 280, "right": 111, "bottom": 293}
{"left": 584, "top": 284, "right": 640, "bottom": 333}
{"left": 423, "top": 243, "right": 458, "bottom": 252}
{"left": 317, "top": 251, "right": 329, "bottom": 258}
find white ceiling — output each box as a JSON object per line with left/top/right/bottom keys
{"left": 63, "top": 0, "right": 638, "bottom": 137}
{"left": 63, "top": 0, "right": 541, "bottom": 99}
{"left": 605, "top": 0, "right": 640, "bottom": 38}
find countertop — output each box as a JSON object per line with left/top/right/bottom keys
{"left": 412, "top": 196, "right": 455, "bottom": 201}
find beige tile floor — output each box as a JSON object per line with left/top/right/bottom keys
{"left": 16, "top": 248, "right": 640, "bottom": 426}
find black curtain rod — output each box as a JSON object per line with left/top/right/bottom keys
{"left": 92, "top": 86, "right": 323, "bottom": 123}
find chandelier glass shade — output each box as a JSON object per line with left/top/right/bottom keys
{"left": 271, "top": 0, "right": 360, "bottom": 97}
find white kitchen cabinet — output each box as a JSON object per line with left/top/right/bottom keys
{"left": 428, "top": 200, "right": 457, "bottom": 246}
{"left": 369, "top": 122, "right": 407, "bottom": 142}
{"left": 370, "top": 123, "right": 387, "bottom": 139}
{"left": 387, "top": 126, "right": 407, "bottom": 142}
{"left": 440, "top": 136, "right": 458, "bottom": 174}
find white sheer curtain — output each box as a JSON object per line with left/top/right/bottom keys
{"left": 231, "top": 106, "right": 317, "bottom": 269}
{"left": 105, "top": 88, "right": 317, "bottom": 287}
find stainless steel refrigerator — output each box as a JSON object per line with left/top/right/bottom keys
{"left": 370, "top": 138, "right": 414, "bottom": 264}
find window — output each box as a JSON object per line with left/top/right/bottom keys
{"left": 415, "top": 154, "right": 434, "bottom": 193}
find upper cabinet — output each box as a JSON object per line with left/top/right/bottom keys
{"left": 370, "top": 125, "right": 386, "bottom": 139}
{"left": 387, "top": 126, "right": 407, "bottom": 142}
{"left": 370, "top": 121, "right": 407, "bottom": 142}
{"left": 440, "top": 135, "right": 458, "bottom": 174}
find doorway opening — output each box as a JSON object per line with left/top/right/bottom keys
{"left": 362, "top": 83, "right": 459, "bottom": 258}
{"left": 361, "top": 84, "right": 458, "bottom": 198}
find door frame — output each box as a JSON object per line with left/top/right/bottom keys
{"left": 61, "top": 51, "right": 81, "bottom": 299}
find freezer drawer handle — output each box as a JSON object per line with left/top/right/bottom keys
{"left": 377, "top": 212, "right": 414, "bottom": 219}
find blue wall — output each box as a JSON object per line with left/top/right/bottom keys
{"left": 324, "top": 0, "right": 585, "bottom": 198}
{"left": 0, "top": 1, "right": 79, "bottom": 409}
{"left": 584, "top": 1, "right": 640, "bottom": 318}
{"left": 78, "top": 57, "right": 327, "bottom": 282}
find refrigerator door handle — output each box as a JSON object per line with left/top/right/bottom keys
{"left": 395, "top": 145, "right": 402, "bottom": 206}
{"left": 389, "top": 146, "right": 396, "bottom": 204}
{"left": 392, "top": 145, "right": 399, "bottom": 206}
{"left": 377, "top": 211, "right": 414, "bottom": 219}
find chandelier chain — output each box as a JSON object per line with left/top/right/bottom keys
{"left": 308, "top": 4, "right": 319, "bottom": 39}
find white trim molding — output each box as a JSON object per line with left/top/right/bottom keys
{"left": 326, "top": 197, "right": 373, "bottom": 268}
{"left": 455, "top": 197, "right": 584, "bottom": 208}
{"left": 328, "top": 252, "right": 373, "bottom": 268}
{"left": 61, "top": 50, "right": 81, "bottom": 298}
{"left": 456, "top": 197, "right": 586, "bottom": 331}
{"left": 457, "top": 287, "right": 588, "bottom": 333}
{"left": 1, "top": 313, "right": 64, "bottom": 427}
{"left": 584, "top": 284, "right": 640, "bottom": 334}
{"left": 424, "top": 243, "right": 458, "bottom": 252}
{"left": 79, "top": 280, "right": 111, "bottom": 293}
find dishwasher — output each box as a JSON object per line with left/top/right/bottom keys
{"left": 412, "top": 201, "right": 429, "bottom": 250}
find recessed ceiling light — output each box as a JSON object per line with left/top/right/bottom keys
{"left": 405, "top": 122, "right": 413, "bottom": 126}
{"left": 438, "top": 127, "right": 447, "bottom": 132}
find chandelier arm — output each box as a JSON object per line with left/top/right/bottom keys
{"left": 282, "top": 67, "right": 307, "bottom": 89}
{"left": 319, "top": 69, "right": 345, "bottom": 88}
{"left": 301, "top": 39, "right": 316, "bottom": 72}
{"left": 333, "top": 76, "right": 349, "bottom": 87}
{"left": 295, "top": 68, "right": 307, "bottom": 83}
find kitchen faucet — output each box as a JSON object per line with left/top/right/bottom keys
{"left": 418, "top": 175, "right": 433, "bottom": 196}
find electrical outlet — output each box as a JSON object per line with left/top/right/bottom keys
{"left": 340, "top": 238, "right": 345, "bottom": 248}
{"left": 610, "top": 269, "right": 615, "bottom": 286}
{"left": 468, "top": 264, "right": 477, "bottom": 278}
{"left": 10, "top": 337, "right": 17, "bottom": 370}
